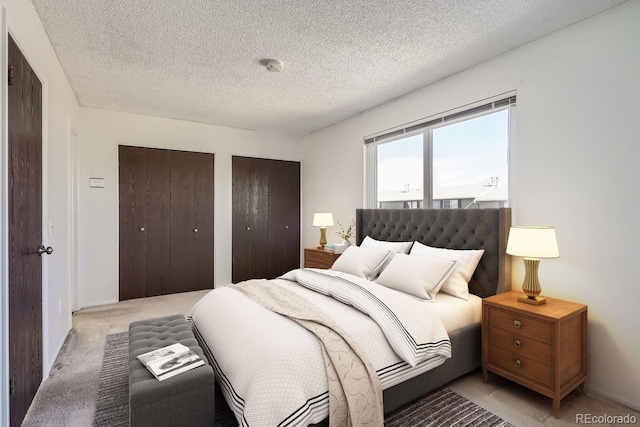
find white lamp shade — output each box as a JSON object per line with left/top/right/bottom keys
{"left": 313, "top": 212, "right": 334, "bottom": 227}
{"left": 506, "top": 226, "right": 559, "bottom": 259}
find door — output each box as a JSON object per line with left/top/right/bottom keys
{"left": 267, "top": 160, "right": 300, "bottom": 278}
{"left": 231, "top": 157, "right": 300, "bottom": 283}
{"left": 231, "top": 157, "right": 269, "bottom": 283}
{"left": 118, "top": 146, "right": 171, "bottom": 300}
{"left": 8, "top": 35, "right": 44, "bottom": 427}
{"left": 169, "top": 151, "right": 214, "bottom": 293}
{"left": 119, "top": 147, "right": 214, "bottom": 299}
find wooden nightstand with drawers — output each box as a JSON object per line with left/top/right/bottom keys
{"left": 304, "top": 247, "right": 341, "bottom": 269}
{"left": 482, "top": 290, "right": 587, "bottom": 418}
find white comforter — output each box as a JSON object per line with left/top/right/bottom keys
{"left": 190, "top": 268, "right": 451, "bottom": 427}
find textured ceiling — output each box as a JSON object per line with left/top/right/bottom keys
{"left": 31, "top": 0, "right": 627, "bottom": 137}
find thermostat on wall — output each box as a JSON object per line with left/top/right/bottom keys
{"left": 89, "top": 177, "right": 105, "bottom": 188}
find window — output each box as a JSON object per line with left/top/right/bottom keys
{"left": 365, "top": 95, "right": 514, "bottom": 209}
{"left": 377, "top": 134, "right": 423, "bottom": 209}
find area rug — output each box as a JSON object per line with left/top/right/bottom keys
{"left": 94, "top": 333, "right": 513, "bottom": 427}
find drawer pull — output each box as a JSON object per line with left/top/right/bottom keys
{"left": 514, "top": 340, "right": 521, "bottom": 348}
{"left": 514, "top": 320, "right": 522, "bottom": 329}
{"left": 514, "top": 359, "right": 521, "bottom": 368}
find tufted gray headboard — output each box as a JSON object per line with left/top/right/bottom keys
{"left": 356, "top": 208, "right": 511, "bottom": 298}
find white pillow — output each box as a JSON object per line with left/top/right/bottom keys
{"left": 330, "top": 246, "right": 391, "bottom": 281}
{"left": 360, "top": 236, "right": 414, "bottom": 254}
{"left": 375, "top": 253, "right": 457, "bottom": 300}
{"left": 409, "top": 242, "right": 485, "bottom": 300}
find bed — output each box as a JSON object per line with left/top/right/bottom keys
{"left": 190, "top": 208, "right": 511, "bottom": 426}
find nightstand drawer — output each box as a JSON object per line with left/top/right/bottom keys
{"left": 488, "top": 345, "right": 553, "bottom": 387}
{"left": 305, "top": 260, "right": 332, "bottom": 269}
{"left": 304, "top": 248, "right": 340, "bottom": 269}
{"left": 488, "top": 307, "right": 553, "bottom": 343}
{"left": 305, "top": 250, "right": 333, "bottom": 264}
{"left": 489, "top": 326, "right": 552, "bottom": 365}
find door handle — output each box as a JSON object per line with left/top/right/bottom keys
{"left": 38, "top": 245, "right": 53, "bottom": 256}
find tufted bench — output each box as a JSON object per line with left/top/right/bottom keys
{"left": 128, "top": 314, "right": 215, "bottom": 427}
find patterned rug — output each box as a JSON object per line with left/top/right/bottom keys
{"left": 94, "top": 333, "right": 512, "bottom": 427}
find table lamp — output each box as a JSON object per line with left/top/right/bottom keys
{"left": 313, "top": 213, "right": 334, "bottom": 248}
{"left": 506, "top": 226, "right": 559, "bottom": 305}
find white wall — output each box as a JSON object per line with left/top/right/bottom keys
{"left": 77, "top": 108, "right": 302, "bottom": 307}
{"left": 0, "top": 0, "right": 80, "bottom": 424}
{"left": 301, "top": 1, "right": 640, "bottom": 411}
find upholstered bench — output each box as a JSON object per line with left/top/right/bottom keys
{"left": 128, "top": 314, "right": 215, "bottom": 427}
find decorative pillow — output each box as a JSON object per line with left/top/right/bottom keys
{"left": 409, "top": 242, "right": 485, "bottom": 300}
{"left": 360, "top": 236, "right": 413, "bottom": 254}
{"left": 375, "top": 253, "right": 457, "bottom": 300}
{"left": 330, "top": 246, "right": 392, "bottom": 281}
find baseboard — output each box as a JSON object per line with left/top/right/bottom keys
{"left": 587, "top": 384, "right": 640, "bottom": 412}
{"left": 79, "top": 298, "right": 119, "bottom": 309}
{"left": 44, "top": 327, "right": 71, "bottom": 378}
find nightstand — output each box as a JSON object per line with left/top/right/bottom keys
{"left": 304, "top": 247, "right": 341, "bottom": 269}
{"left": 482, "top": 290, "right": 587, "bottom": 418}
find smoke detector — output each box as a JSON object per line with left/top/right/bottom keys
{"left": 265, "top": 59, "right": 284, "bottom": 72}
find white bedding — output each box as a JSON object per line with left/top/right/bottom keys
{"left": 432, "top": 292, "right": 482, "bottom": 332}
{"left": 190, "top": 268, "right": 477, "bottom": 427}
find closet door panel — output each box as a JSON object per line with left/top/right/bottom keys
{"left": 144, "top": 150, "right": 171, "bottom": 296}
{"left": 193, "top": 153, "right": 215, "bottom": 291}
{"left": 267, "top": 160, "right": 300, "bottom": 278}
{"left": 282, "top": 162, "right": 301, "bottom": 273}
{"left": 118, "top": 146, "right": 170, "bottom": 300}
{"left": 119, "top": 147, "right": 147, "bottom": 300}
{"left": 232, "top": 157, "right": 269, "bottom": 283}
{"left": 169, "top": 151, "right": 197, "bottom": 293}
{"left": 231, "top": 157, "right": 251, "bottom": 283}
{"left": 170, "top": 151, "right": 215, "bottom": 293}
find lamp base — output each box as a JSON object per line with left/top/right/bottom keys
{"left": 517, "top": 294, "right": 547, "bottom": 305}
{"left": 318, "top": 227, "right": 328, "bottom": 249}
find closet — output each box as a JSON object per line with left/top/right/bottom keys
{"left": 119, "top": 146, "right": 214, "bottom": 300}
{"left": 232, "top": 156, "right": 300, "bottom": 283}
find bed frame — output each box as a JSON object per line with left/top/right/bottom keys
{"left": 311, "top": 208, "right": 511, "bottom": 425}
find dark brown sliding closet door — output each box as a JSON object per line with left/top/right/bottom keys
{"left": 119, "top": 146, "right": 214, "bottom": 300}
{"left": 232, "top": 156, "right": 300, "bottom": 283}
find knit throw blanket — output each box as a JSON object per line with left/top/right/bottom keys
{"left": 231, "top": 280, "right": 383, "bottom": 427}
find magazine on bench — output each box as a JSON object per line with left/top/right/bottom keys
{"left": 137, "top": 343, "right": 205, "bottom": 381}
{"left": 136, "top": 343, "right": 190, "bottom": 367}
{"left": 146, "top": 350, "right": 205, "bottom": 381}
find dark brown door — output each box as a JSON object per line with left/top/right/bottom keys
{"left": 170, "top": 151, "right": 214, "bottom": 293}
{"left": 232, "top": 157, "right": 300, "bottom": 283}
{"left": 232, "top": 157, "right": 269, "bottom": 283}
{"left": 8, "top": 35, "right": 43, "bottom": 427}
{"left": 119, "top": 147, "right": 214, "bottom": 299}
{"left": 267, "top": 160, "right": 300, "bottom": 278}
{"left": 119, "top": 146, "right": 171, "bottom": 300}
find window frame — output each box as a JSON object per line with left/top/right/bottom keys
{"left": 364, "top": 96, "right": 515, "bottom": 209}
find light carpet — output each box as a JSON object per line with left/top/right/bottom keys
{"left": 94, "top": 332, "right": 512, "bottom": 427}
